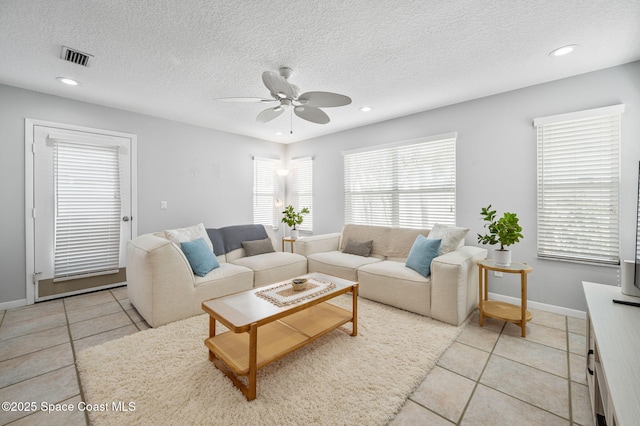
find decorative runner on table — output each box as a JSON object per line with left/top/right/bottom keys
{"left": 256, "top": 278, "right": 336, "bottom": 307}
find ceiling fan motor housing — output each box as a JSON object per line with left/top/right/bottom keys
{"left": 279, "top": 67, "right": 293, "bottom": 79}
{"left": 255, "top": 66, "right": 352, "bottom": 126}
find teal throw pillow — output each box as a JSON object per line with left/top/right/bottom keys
{"left": 405, "top": 235, "right": 441, "bottom": 277}
{"left": 180, "top": 238, "right": 220, "bottom": 277}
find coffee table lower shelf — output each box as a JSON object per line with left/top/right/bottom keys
{"left": 205, "top": 302, "right": 353, "bottom": 394}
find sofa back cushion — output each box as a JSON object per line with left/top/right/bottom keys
{"left": 340, "top": 224, "right": 430, "bottom": 259}
{"left": 164, "top": 223, "right": 214, "bottom": 252}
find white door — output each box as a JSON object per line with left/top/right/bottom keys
{"left": 26, "top": 120, "right": 137, "bottom": 302}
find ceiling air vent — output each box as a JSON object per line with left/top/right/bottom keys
{"left": 60, "top": 46, "right": 93, "bottom": 67}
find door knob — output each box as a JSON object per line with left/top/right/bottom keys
{"left": 122, "top": 216, "right": 131, "bottom": 222}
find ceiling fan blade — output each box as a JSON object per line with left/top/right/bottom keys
{"left": 215, "top": 97, "right": 275, "bottom": 103}
{"left": 256, "top": 106, "right": 285, "bottom": 123}
{"left": 262, "top": 71, "right": 296, "bottom": 99}
{"left": 298, "top": 91, "right": 352, "bottom": 107}
{"left": 294, "top": 105, "right": 330, "bottom": 124}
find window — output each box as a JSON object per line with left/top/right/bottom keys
{"left": 291, "top": 157, "right": 313, "bottom": 233}
{"left": 343, "top": 133, "right": 456, "bottom": 229}
{"left": 253, "top": 156, "right": 279, "bottom": 229}
{"left": 53, "top": 140, "right": 121, "bottom": 281}
{"left": 534, "top": 105, "right": 624, "bottom": 264}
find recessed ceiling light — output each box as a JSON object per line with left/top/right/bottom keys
{"left": 360, "top": 106, "right": 373, "bottom": 112}
{"left": 549, "top": 45, "right": 577, "bottom": 57}
{"left": 57, "top": 77, "right": 79, "bottom": 86}
{"left": 275, "top": 131, "right": 284, "bottom": 136}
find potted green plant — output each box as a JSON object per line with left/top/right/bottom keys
{"left": 281, "top": 205, "right": 310, "bottom": 239}
{"left": 477, "top": 204, "right": 524, "bottom": 266}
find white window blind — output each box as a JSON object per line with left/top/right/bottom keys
{"left": 253, "top": 157, "right": 279, "bottom": 229}
{"left": 344, "top": 133, "right": 456, "bottom": 229}
{"left": 535, "top": 105, "right": 624, "bottom": 264}
{"left": 53, "top": 140, "right": 121, "bottom": 281}
{"left": 291, "top": 157, "right": 313, "bottom": 233}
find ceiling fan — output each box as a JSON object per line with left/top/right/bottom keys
{"left": 217, "top": 67, "right": 351, "bottom": 126}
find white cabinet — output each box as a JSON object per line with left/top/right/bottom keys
{"left": 583, "top": 281, "right": 640, "bottom": 425}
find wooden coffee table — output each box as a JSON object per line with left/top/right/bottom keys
{"left": 201, "top": 272, "right": 358, "bottom": 400}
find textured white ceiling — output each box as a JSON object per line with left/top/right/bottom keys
{"left": 1, "top": 0, "right": 639, "bottom": 143}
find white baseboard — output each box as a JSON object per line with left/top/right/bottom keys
{"left": 0, "top": 299, "right": 27, "bottom": 311}
{"left": 488, "top": 292, "right": 586, "bottom": 319}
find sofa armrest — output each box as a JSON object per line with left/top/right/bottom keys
{"left": 430, "top": 246, "right": 487, "bottom": 326}
{"left": 293, "top": 233, "right": 341, "bottom": 257}
{"left": 126, "top": 233, "right": 197, "bottom": 327}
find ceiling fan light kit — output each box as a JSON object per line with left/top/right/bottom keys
{"left": 218, "top": 67, "right": 351, "bottom": 129}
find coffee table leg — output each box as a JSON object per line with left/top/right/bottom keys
{"left": 208, "top": 316, "right": 216, "bottom": 362}
{"left": 247, "top": 323, "right": 258, "bottom": 401}
{"left": 351, "top": 284, "right": 358, "bottom": 336}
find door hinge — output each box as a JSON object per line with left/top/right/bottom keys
{"left": 32, "top": 143, "right": 36, "bottom": 154}
{"left": 32, "top": 208, "right": 36, "bottom": 218}
{"left": 33, "top": 272, "right": 42, "bottom": 285}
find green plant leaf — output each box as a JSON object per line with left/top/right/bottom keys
{"left": 477, "top": 205, "right": 523, "bottom": 249}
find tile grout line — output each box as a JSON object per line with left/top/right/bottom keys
{"left": 405, "top": 317, "right": 507, "bottom": 424}
{"left": 64, "top": 295, "right": 108, "bottom": 426}
{"left": 453, "top": 319, "right": 506, "bottom": 424}
{"left": 112, "top": 289, "right": 148, "bottom": 331}
{"left": 565, "top": 315, "right": 574, "bottom": 425}
{"left": 456, "top": 318, "right": 574, "bottom": 423}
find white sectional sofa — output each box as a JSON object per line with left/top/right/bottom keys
{"left": 126, "top": 224, "right": 307, "bottom": 327}
{"left": 294, "top": 224, "right": 486, "bottom": 326}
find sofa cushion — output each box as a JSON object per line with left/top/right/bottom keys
{"left": 342, "top": 238, "right": 374, "bottom": 257}
{"left": 164, "top": 223, "right": 214, "bottom": 252}
{"left": 427, "top": 223, "right": 469, "bottom": 255}
{"left": 193, "top": 262, "right": 253, "bottom": 286}
{"left": 242, "top": 238, "right": 276, "bottom": 256}
{"left": 231, "top": 252, "right": 308, "bottom": 287}
{"left": 357, "top": 260, "right": 431, "bottom": 316}
{"left": 180, "top": 238, "right": 220, "bottom": 277}
{"left": 405, "top": 235, "right": 441, "bottom": 277}
{"left": 340, "top": 224, "right": 429, "bottom": 259}
{"left": 307, "top": 251, "right": 382, "bottom": 281}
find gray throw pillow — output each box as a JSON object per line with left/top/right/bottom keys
{"left": 242, "top": 238, "right": 275, "bottom": 256}
{"left": 342, "top": 238, "right": 374, "bottom": 257}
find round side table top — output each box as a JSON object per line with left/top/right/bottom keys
{"left": 478, "top": 259, "right": 532, "bottom": 273}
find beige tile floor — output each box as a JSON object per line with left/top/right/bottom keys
{"left": 0, "top": 287, "right": 592, "bottom": 425}
{"left": 391, "top": 310, "right": 594, "bottom": 426}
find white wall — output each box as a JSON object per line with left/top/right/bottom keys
{"left": 3, "top": 61, "right": 638, "bottom": 310}
{"left": 0, "top": 84, "right": 285, "bottom": 305}
{"left": 286, "top": 61, "right": 640, "bottom": 312}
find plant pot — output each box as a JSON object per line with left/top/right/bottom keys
{"left": 494, "top": 249, "right": 511, "bottom": 266}
{"left": 290, "top": 229, "right": 299, "bottom": 240}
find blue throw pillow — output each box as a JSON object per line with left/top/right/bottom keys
{"left": 180, "top": 238, "right": 220, "bottom": 277}
{"left": 405, "top": 235, "right": 442, "bottom": 277}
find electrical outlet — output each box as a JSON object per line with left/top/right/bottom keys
{"left": 160, "top": 201, "right": 167, "bottom": 210}
{"left": 494, "top": 271, "right": 503, "bottom": 278}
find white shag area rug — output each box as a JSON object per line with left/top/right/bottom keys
{"left": 77, "top": 296, "right": 464, "bottom": 426}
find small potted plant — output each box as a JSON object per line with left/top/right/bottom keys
{"left": 477, "top": 204, "right": 524, "bottom": 266}
{"left": 281, "top": 205, "right": 310, "bottom": 239}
